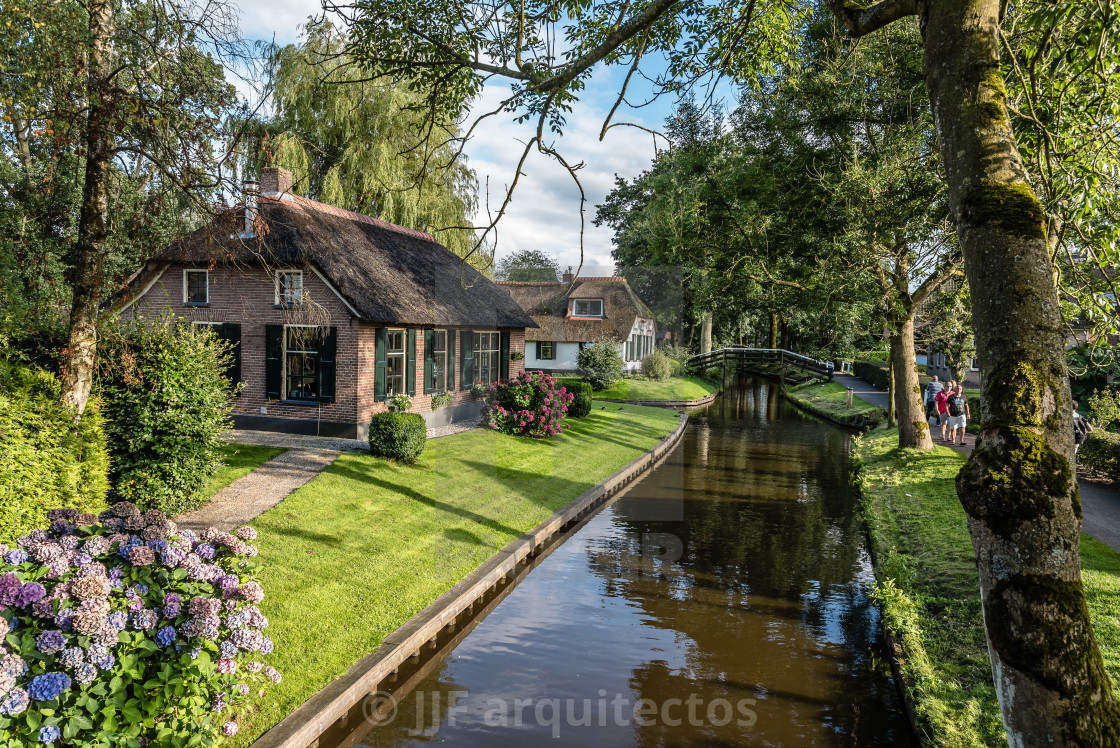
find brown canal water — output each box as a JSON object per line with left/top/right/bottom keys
{"left": 354, "top": 378, "right": 910, "bottom": 746}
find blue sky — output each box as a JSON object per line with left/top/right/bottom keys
{"left": 232, "top": 0, "right": 686, "bottom": 274}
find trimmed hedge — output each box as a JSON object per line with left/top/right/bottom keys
{"left": 368, "top": 411, "right": 427, "bottom": 462}
{"left": 560, "top": 378, "right": 593, "bottom": 418}
{"left": 640, "top": 350, "right": 672, "bottom": 381}
{"left": 1080, "top": 431, "right": 1120, "bottom": 483}
{"left": 853, "top": 360, "right": 890, "bottom": 390}
{"left": 577, "top": 345, "right": 624, "bottom": 390}
{"left": 0, "top": 358, "right": 110, "bottom": 544}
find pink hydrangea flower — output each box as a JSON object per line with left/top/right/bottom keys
{"left": 217, "top": 658, "right": 237, "bottom": 674}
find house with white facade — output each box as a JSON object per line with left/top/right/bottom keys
{"left": 498, "top": 273, "right": 657, "bottom": 374}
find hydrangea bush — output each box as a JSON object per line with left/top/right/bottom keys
{"left": 0, "top": 503, "right": 279, "bottom": 745}
{"left": 481, "top": 371, "right": 574, "bottom": 437}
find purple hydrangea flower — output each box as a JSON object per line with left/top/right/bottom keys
{"left": 195, "top": 543, "right": 216, "bottom": 561}
{"left": 160, "top": 546, "right": 184, "bottom": 567}
{"left": 16, "top": 582, "right": 46, "bottom": 608}
{"left": 128, "top": 546, "right": 155, "bottom": 567}
{"left": 0, "top": 573, "right": 23, "bottom": 606}
{"left": 86, "top": 643, "right": 114, "bottom": 671}
{"left": 58, "top": 647, "right": 84, "bottom": 668}
{"left": 129, "top": 583, "right": 149, "bottom": 597}
{"left": 38, "top": 724, "right": 61, "bottom": 744}
{"left": 260, "top": 636, "right": 274, "bottom": 655}
{"left": 188, "top": 647, "right": 201, "bottom": 659}
{"left": 154, "top": 626, "right": 176, "bottom": 648}
{"left": 1, "top": 654, "right": 27, "bottom": 677}
{"left": 108, "top": 568, "right": 124, "bottom": 589}
{"left": 48, "top": 520, "right": 73, "bottom": 536}
{"left": 211, "top": 692, "right": 226, "bottom": 712}
{"left": 3, "top": 550, "right": 28, "bottom": 565}
{"left": 107, "top": 611, "right": 128, "bottom": 632}
{"left": 219, "top": 640, "right": 238, "bottom": 659}
{"left": 82, "top": 536, "right": 109, "bottom": 557}
{"left": 146, "top": 538, "right": 169, "bottom": 553}
{"left": 130, "top": 609, "right": 157, "bottom": 631}
{"left": 73, "top": 662, "right": 98, "bottom": 684}
{"left": 0, "top": 687, "right": 29, "bottom": 715}
{"left": 35, "top": 630, "right": 66, "bottom": 655}
{"left": 27, "top": 672, "right": 71, "bottom": 701}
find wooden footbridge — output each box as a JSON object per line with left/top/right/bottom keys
{"left": 686, "top": 347, "right": 834, "bottom": 385}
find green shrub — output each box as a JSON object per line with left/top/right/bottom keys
{"left": 561, "top": 379, "right": 593, "bottom": 418}
{"left": 368, "top": 411, "right": 427, "bottom": 462}
{"left": 1080, "top": 431, "right": 1120, "bottom": 482}
{"left": 578, "top": 344, "right": 624, "bottom": 390}
{"left": 0, "top": 358, "right": 110, "bottom": 544}
{"left": 1087, "top": 388, "right": 1120, "bottom": 430}
{"left": 431, "top": 391, "right": 454, "bottom": 408}
{"left": 98, "top": 318, "right": 235, "bottom": 516}
{"left": 641, "top": 349, "right": 673, "bottom": 380}
{"left": 853, "top": 360, "right": 890, "bottom": 390}
{"left": 669, "top": 358, "right": 682, "bottom": 376}
{"left": 704, "top": 366, "right": 721, "bottom": 381}
{"left": 660, "top": 345, "right": 692, "bottom": 365}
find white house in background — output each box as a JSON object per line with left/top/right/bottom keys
{"left": 498, "top": 273, "right": 657, "bottom": 374}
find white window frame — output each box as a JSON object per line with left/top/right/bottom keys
{"left": 191, "top": 321, "right": 221, "bottom": 331}
{"left": 473, "top": 331, "right": 501, "bottom": 386}
{"left": 183, "top": 269, "right": 209, "bottom": 305}
{"left": 430, "top": 329, "right": 448, "bottom": 392}
{"left": 386, "top": 328, "right": 406, "bottom": 396}
{"left": 283, "top": 324, "right": 320, "bottom": 401}
{"left": 969, "top": 357, "right": 979, "bottom": 371}
{"left": 538, "top": 340, "right": 554, "bottom": 361}
{"left": 275, "top": 270, "right": 304, "bottom": 306}
{"left": 572, "top": 298, "right": 603, "bottom": 317}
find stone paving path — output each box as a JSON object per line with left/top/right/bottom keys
{"left": 833, "top": 372, "right": 1120, "bottom": 553}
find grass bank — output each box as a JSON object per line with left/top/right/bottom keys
{"left": 856, "top": 426, "right": 1120, "bottom": 746}
{"left": 784, "top": 380, "right": 885, "bottom": 427}
{"left": 234, "top": 404, "right": 682, "bottom": 745}
{"left": 201, "top": 443, "right": 286, "bottom": 498}
{"left": 592, "top": 374, "right": 718, "bottom": 402}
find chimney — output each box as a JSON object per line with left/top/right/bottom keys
{"left": 260, "top": 166, "right": 293, "bottom": 196}
{"left": 562, "top": 266, "right": 573, "bottom": 283}
{"left": 242, "top": 179, "right": 259, "bottom": 237}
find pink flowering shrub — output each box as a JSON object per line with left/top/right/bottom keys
{"left": 0, "top": 503, "right": 278, "bottom": 744}
{"left": 481, "top": 371, "right": 574, "bottom": 437}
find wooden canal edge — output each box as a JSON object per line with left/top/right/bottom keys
{"left": 250, "top": 411, "right": 691, "bottom": 748}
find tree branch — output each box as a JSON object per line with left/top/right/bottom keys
{"left": 824, "top": 0, "right": 917, "bottom": 38}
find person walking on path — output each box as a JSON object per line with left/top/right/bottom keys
{"left": 1074, "top": 400, "right": 1094, "bottom": 454}
{"left": 935, "top": 382, "right": 954, "bottom": 441}
{"left": 924, "top": 376, "right": 945, "bottom": 426}
{"left": 946, "top": 385, "right": 971, "bottom": 446}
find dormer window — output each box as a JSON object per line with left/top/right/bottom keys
{"left": 276, "top": 270, "right": 303, "bottom": 306}
{"left": 572, "top": 298, "right": 603, "bottom": 317}
{"left": 184, "top": 269, "right": 208, "bottom": 305}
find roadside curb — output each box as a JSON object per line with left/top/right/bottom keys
{"left": 250, "top": 411, "right": 690, "bottom": 748}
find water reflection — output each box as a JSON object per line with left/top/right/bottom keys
{"left": 355, "top": 378, "right": 908, "bottom": 747}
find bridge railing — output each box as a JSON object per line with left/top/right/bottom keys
{"left": 686, "top": 347, "right": 834, "bottom": 380}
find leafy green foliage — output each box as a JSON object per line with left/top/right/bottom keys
{"left": 1087, "top": 389, "right": 1120, "bottom": 431}
{"left": 98, "top": 318, "right": 236, "bottom": 515}
{"left": 480, "top": 370, "right": 573, "bottom": 436}
{"left": 367, "top": 412, "right": 427, "bottom": 463}
{"left": 559, "top": 379, "right": 593, "bottom": 418}
{"left": 640, "top": 349, "right": 672, "bottom": 381}
{"left": 853, "top": 361, "right": 890, "bottom": 391}
{"left": 387, "top": 393, "right": 413, "bottom": 412}
{"left": 494, "top": 249, "right": 560, "bottom": 282}
{"left": 0, "top": 359, "right": 109, "bottom": 544}
{"left": 577, "top": 345, "right": 624, "bottom": 391}
{"left": 0, "top": 504, "right": 279, "bottom": 743}
{"left": 431, "top": 391, "right": 455, "bottom": 409}
{"left": 1080, "top": 432, "right": 1120, "bottom": 483}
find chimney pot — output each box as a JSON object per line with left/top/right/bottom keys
{"left": 242, "top": 179, "right": 259, "bottom": 237}
{"left": 261, "top": 167, "right": 293, "bottom": 196}
{"left": 562, "top": 266, "right": 574, "bottom": 283}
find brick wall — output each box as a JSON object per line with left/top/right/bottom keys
{"left": 125, "top": 262, "right": 528, "bottom": 433}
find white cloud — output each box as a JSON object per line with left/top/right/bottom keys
{"left": 233, "top": 0, "right": 321, "bottom": 44}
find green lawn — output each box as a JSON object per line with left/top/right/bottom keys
{"left": 857, "top": 427, "right": 1120, "bottom": 746}
{"left": 200, "top": 443, "right": 287, "bottom": 498}
{"left": 785, "top": 380, "right": 884, "bottom": 422}
{"left": 592, "top": 374, "right": 719, "bottom": 401}
{"left": 234, "top": 405, "right": 682, "bottom": 745}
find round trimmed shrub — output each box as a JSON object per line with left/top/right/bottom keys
{"left": 368, "top": 412, "right": 427, "bottom": 462}
{"left": 0, "top": 358, "right": 110, "bottom": 545}
{"left": 0, "top": 503, "right": 279, "bottom": 743}
{"left": 640, "top": 350, "right": 672, "bottom": 381}
{"left": 577, "top": 345, "right": 624, "bottom": 391}
{"left": 559, "top": 379, "right": 593, "bottom": 418}
{"left": 482, "top": 370, "right": 574, "bottom": 436}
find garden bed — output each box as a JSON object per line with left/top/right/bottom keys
{"left": 783, "top": 380, "right": 885, "bottom": 428}
{"left": 855, "top": 426, "right": 1120, "bottom": 746}
{"left": 231, "top": 404, "right": 682, "bottom": 745}
{"left": 591, "top": 374, "right": 719, "bottom": 402}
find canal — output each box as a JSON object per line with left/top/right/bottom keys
{"left": 354, "top": 378, "right": 910, "bottom": 746}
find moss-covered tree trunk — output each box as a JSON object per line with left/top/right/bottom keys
{"left": 891, "top": 316, "right": 931, "bottom": 449}
{"left": 61, "top": 0, "right": 114, "bottom": 418}
{"left": 827, "top": 0, "right": 1120, "bottom": 740}
{"left": 921, "top": 0, "right": 1120, "bottom": 740}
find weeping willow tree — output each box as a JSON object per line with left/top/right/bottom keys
{"left": 264, "top": 21, "right": 488, "bottom": 269}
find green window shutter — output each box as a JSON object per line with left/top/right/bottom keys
{"left": 407, "top": 328, "right": 417, "bottom": 396}
{"left": 500, "top": 330, "right": 510, "bottom": 381}
{"left": 535, "top": 341, "right": 542, "bottom": 360}
{"left": 265, "top": 324, "right": 283, "bottom": 399}
{"left": 219, "top": 323, "right": 242, "bottom": 387}
{"left": 375, "top": 327, "right": 387, "bottom": 401}
{"left": 317, "top": 326, "right": 337, "bottom": 403}
{"left": 447, "top": 331, "right": 455, "bottom": 390}
{"left": 424, "top": 329, "right": 435, "bottom": 394}
{"left": 460, "top": 331, "right": 474, "bottom": 389}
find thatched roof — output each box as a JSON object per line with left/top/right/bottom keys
{"left": 498, "top": 278, "right": 654, "bottom": 342}
{"left": 115, "top": 194, "right": 536, "bottom": 329}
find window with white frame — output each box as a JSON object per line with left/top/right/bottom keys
{"left": 387, "top": 329, "right": 406, "bottom": 395}
{"left": 429, "top": 330, "right": 448, "bottom": 391}
{"left": 537, "top": 341, "right": 554, "bottom": 361}
{"left": 473, "top": 331, "right": 501, "bottom": 385}
{"left": 572, "top": 298, "right": 603, "bottom": 317}
{"left": 285, "top": 326, "right": 318, "bottom": 400}
{"left": 970, "top": 357, "right": 979, "bottom": 370}
{"left": 275, "top": 270, "right": 304, "bottom": 306}
{"left": 184, "top": 270, "right": 208, "bottom": 305}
